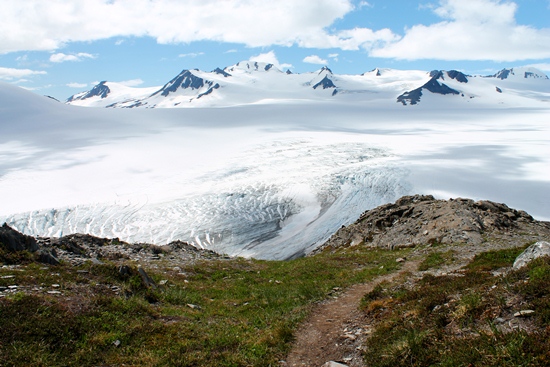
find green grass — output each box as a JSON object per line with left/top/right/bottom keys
{"left": 0, "top": 246, "right": 408, "bottom": 367}
{"left": 361, "top": 247, "right": 550, "bottom": 367}
{"left": 418, "top": 250, "right": 455, "bottom": 271}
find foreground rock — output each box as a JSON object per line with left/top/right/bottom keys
{"left": 0, "top": 223, "right": 58, "bottom": 264}
{"left": 314, "top": 195, "right": 550, "bottom": 254}
{"left": 513, "top": 241, "right": 550, "bottom": 269}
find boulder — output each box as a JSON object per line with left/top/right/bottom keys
{"left": 513, "top": 241, "right": 550, "bottom": 269}
{"left": 0, "top": 223, "right": 38, "bottom": 252}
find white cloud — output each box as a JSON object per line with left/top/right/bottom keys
{"left": 525, "top": 63, "right": 550, "bottom": 72}
{"left": 225, "top": 49, "right": 238, "bottom": 54}
{"left": 0, "top": 66, "right": 46, "bottom": 80}
{"left": 370, "top": 0, "right": 550, "bottom": 61}
{"left": 303, "top": 55, "right": 328, "bottom": 65}
{"left": 0, "top": 0, "right": 395, "bottom": 53}
{"left": 117, "top": 79, "right": 144, "bottom": 87}
{"left": 67, "top": 82, "right": 88, "bottom": 88}
{"left": 329, "top": 53, "right": 339, "bottom": 61}
{"left": 250, "top": 51, "right": 293, "bottom": 70}
{"left": 178, "top": 52, "right": 204, "bottom": 58}
{"left": 50, "top": 52, "right": 96, "bottom": 63}
{"left": 358, "top": 1, "right": 373, "bottom": 9}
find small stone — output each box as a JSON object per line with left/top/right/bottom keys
{"left": 494, "top": 317, "right": 506, "bottom": 324}
{"left": 187, "top": 304, "right": 201, "bottom": 310}
{"left": 113, "top": 340, "right": 121, "bottom": 347}
{"left": 343, "top": 333, "right": 357, "bottom": 341}
{"left": 52, "top": 284, "right": 60, "bottom": 288}
{"left": 514, "top": 310, "right": 535, "bottom": 317}
{"left": 159, "top": 280, "right": 168, "bottom": 285}
{"left": 47, "top": 291, "right": 62, "bottom": 295}
{"left": 1, "top": 275, "right": 15, "bottom": 279}
{"left": 8, "top": 285, "right": 18, "bottom": 289}
{"left": 396, "top": 258, "right": 406, "bottom": 263}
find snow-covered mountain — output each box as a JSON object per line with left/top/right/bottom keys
{"left": 66, "top": 62, "right": 550, "bottom": 108}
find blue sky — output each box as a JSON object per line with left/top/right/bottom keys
{"left": 0, "top": 0, "right": 549, "bottom": 100}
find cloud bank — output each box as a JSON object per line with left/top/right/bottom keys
{"left": 0, "top": 67, "right": 46, "bottom": 80}
{"left": 371, "top": 0, "right": 550, "bottom": 61}
{"left": 0, "top": 0, "right": 548, "bottom": 62}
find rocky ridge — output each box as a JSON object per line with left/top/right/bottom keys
{"left": 313, "top": 195, "right": 550, "bottom": 255}
{"left": 1, "top": 225, "right": 224, "bottom": 267}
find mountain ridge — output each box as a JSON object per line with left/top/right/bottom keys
{"left": 64, "top": 62, "right": 550, "bottom": 108}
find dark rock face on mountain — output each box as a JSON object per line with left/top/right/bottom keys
{"left": 494, "top": 68, "right": 549, "bottom": 80}
{"left": 313, "top": 195, "right": 550, "bottom": 254}
{"left": 423, "top": 78, "right": 461, "bottom": 95}
{"left": 197, "top": 83, "right": 220, "bottom": 99}
{"left": 67, "top": 81, "right": 110, "bottom": 102}
{"left": 398, "top": 71, "right": 461, "bottom": 105}
{"left": 313, "top": 76, "right": 337, "bottom": 90}
{"left": 447, "top": 70, "right": 469, "bottom": 83}
{"left": 152, "top": 70, "right": 216, "bottom": 97}
{"left": 318, "top": 66, "right": 333, "bottom": 75}
{"left": 212, "top": 68, "right": 232, "bottom": 77}
{"left": 495, "top": 69, "right": 511, "bottom": 80}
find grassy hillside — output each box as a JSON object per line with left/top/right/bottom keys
{"left": 0, "top": 246, "right": 407, "bottom": 366}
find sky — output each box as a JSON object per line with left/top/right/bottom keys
{"left": 0, "top": 0, "right": 549, "bottom": 101}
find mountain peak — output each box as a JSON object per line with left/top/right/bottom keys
{"left": 224, "top": 61, "right": 280, "bottom": 73}
{"left": 493, "top": 67, "right": 549, "bottom": 80}
{"left": 318, "top": 66, "right": 333, "bottom": 75}
{"left": 66, "top": 81, "right": 110, "bottom": 102}
{"left": 152, "top": 69, "right": 215, "bottom": 98}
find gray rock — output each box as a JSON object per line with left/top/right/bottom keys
{"left": 138, "top": 267, "right": 157, "bottom": 289}
{"left": 322, "top": 362, "right": 348, "bottom": 367}
{"left": 37, "top": 250, "right": 60, "bottom": 265}
{"left": 513, "top": 241, "right": 550, "bottom": 269}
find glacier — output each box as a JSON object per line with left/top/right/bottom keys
{"left": 1, "top": 68, "right": 550, "bottom": 259}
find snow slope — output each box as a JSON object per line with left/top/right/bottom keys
{"left": 2, "top": 79, "right": 550, "bottom": 259}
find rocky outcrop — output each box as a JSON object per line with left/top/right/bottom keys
{"left": 1, "top": 225, "right": 224, "bottom": 266}
{"left": 0, "top": 223, "right": 59, "bottom": 264}
{"left": 313, "top": 195, "right": 550, "bottom": 254}
{"left": 513, "top": 241, "right": 550, "bottom": 269}
{"left": 36, "top": 233, "right": 223, "bottom": 266}
{"left": 0, "top": 223, "right": 38, "bottom": 252}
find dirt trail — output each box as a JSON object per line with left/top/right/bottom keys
{"left": 285, "top": 260, "right": 419, "bottom": 367}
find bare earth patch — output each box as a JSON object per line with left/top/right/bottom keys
{"left": 285, "top": 260, "right": 420, "bottom": 367}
